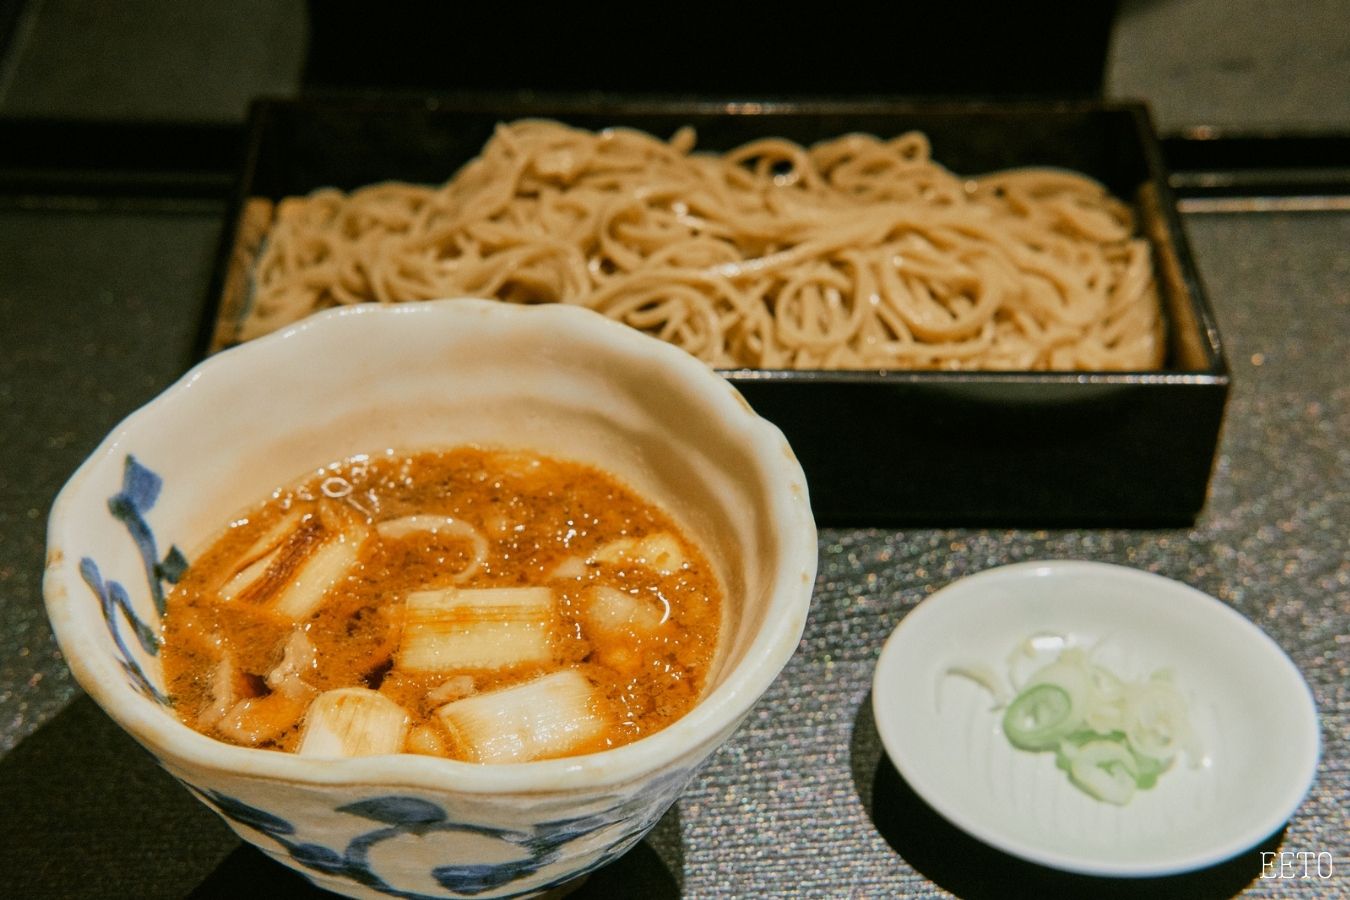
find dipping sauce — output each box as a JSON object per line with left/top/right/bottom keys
{"left": 161, "top": 447, "right": 722, "bottom": 763}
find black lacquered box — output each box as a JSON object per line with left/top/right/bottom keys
{"left": 203, "top": 96, "right": 1229, "bottom": 526}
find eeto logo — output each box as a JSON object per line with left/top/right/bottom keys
{"left": 1260, "top": 851, "right": 1334, "bottom": 880}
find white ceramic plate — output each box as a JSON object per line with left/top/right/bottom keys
{"left": 871, "top": 560, "right": 1320, "bottom": 877}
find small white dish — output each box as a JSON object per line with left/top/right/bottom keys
{"left": 871, "top": 559, "right": 1320, "bottom": 878}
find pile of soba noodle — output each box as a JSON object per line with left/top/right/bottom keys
{"left": 246, "top": 120, "right": 1163, "bottom": 370}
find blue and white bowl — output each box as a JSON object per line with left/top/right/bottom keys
{"left": 43, "top": 298, "right": 818, "bottom": 899}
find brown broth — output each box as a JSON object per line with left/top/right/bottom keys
{"left": 161, "top": 446, "right": 722, "bottom": 761}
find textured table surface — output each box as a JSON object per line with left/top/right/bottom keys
{"left": 0, "top": 203, "right": 1346, "bottom": 898}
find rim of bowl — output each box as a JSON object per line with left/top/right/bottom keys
{"left": 45, "top": 298, "right": 819, "bottom": 794}
{"left": 871, "top": 559, "right": 1322, "bottom": 877}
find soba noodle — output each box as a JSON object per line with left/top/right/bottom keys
{"left": 243, "top": 120, "right": 1164, "bottom": 370}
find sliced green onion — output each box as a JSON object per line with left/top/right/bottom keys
{"left": 943, "top": 663, "right": 1010, "bottom": 708}
{"left": 1125, "top": 677, "right": 1191, "bottom": 762}
{"left": 1062, "top": 739, "right": 1138, "bottom": 806}
{"left": 958, "top": 636, "right": 1201, "bottom": 806}
{"left": 1130, "top": 746, "right": 1168, "bottom": 790}
{"left": 1002, "top": 683, "right": 1077, "bottom": 751}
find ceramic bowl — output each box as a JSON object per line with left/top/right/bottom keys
{"left": 44, "top": 298, "right": 818, "bottom": 898}
{"left": 872, "top": 560, "right": 1320, "bottom": 877}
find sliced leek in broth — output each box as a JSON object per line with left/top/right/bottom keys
{"left": 161, "top": 447, "right": 722, "bottom": 763}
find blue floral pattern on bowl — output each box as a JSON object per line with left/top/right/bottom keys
{"left": 187, "top": 766, "right": 691, "bottom": 898}
{"left": 77, "top": 455, "right": 185, "bottom": 706}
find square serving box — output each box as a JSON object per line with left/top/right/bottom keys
{"left": 201, "top": 96, "right": 1229, "bottom": 526}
